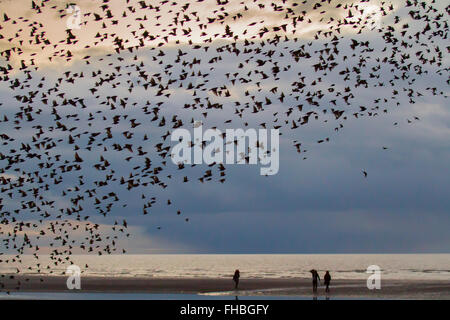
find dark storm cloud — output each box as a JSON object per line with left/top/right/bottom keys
{"left": 0, "top": 1, "right": 448, "bottom": 253}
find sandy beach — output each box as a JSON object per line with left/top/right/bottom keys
{"left": 1, "top": 276, "right": 449, "bottom": 299}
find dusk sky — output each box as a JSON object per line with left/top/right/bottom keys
{"left": 0, "top": 0, "right": 448, "bottom": 255}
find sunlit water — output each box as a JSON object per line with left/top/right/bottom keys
{"left": 1, "top": 254, "right": 449, "bottom": 280}
{"left": 0, "top": 291, "right": 360, "bottom": 300}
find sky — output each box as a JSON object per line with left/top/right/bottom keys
{"left": 0, "top": 0, "right": 449, "bottom": 256}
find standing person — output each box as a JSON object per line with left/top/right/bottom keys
{"left": 233, "top": 269, "right": 240, "bottom": 289}
{"left": 324, "top": 271, "right": 331, "bottom": 293}
{"left": 310, "top": 269, "right": 320, "bottom": 293}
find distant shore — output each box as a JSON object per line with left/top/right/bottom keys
{"left": 1, "top": 276, "right": 449, "bottom": 299}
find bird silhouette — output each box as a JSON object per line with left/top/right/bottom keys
{"left": 0, "top": 0, "right": 447, "bottom": 291}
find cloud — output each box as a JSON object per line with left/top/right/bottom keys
{"left": 0, "top": 0, "right": 448, "bottom": 255}
{"left": 0, "top": 218, "right": 195, "bottom": 255}
{"left": 136, "top": 209, "right": 450, "bottom": 253}
{"left": 0, "top": 0, "right": 411, "bottom": 68}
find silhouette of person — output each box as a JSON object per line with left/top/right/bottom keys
{"left": 310, "top": 269, "right": 320, "bottom": 293}
{"left": 324, "top": 271, "right": 331, "bottom": 293}
{"left": 233, "top": 269, "right": 240, "bottom": 289}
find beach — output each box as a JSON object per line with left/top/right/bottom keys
{"left": 1, "top": 254, "right": 449, "bottom": 299}
{"left": 1, "top": 275, "right": 449, "bottom": 299}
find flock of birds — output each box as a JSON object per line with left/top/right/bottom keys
{"left": 0, "top": 0, "right": 448, "bottom": 292}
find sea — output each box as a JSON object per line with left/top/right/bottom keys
{"left": 1, "top": 254, "right": 449, "bottom": 280}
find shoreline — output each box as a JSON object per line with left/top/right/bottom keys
{"left": 1, "top": 276, "right": 449, "bottom": 299}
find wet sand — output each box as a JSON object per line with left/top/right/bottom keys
{"left": 1, "top": 276, "right": 449, "bottom": 299}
